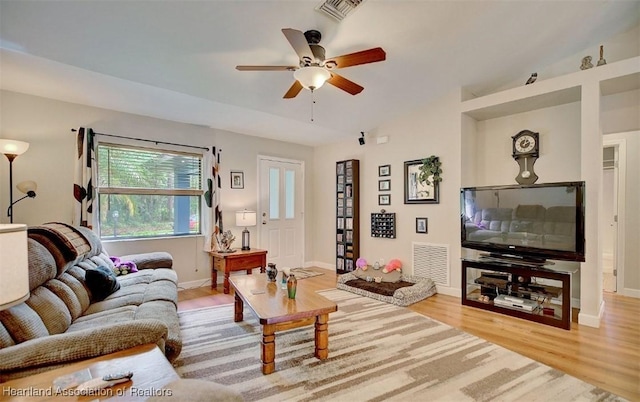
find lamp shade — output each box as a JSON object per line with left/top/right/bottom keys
{"left": 17, "top": 180, "right": 37, "bottom": 194}
{"left": 236, "top": 210, "right": 257, "bottom": 227}
{"left": 294, "top": 66, "right": 331, "bottom": 90}
{"left": 0, "top": 139, "right": 29, "bottom": 156}
{"left": 0, "top": 224, "right": 30, "bottom": 310}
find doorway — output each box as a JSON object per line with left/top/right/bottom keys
{"left": 257, "top": 156, "right": 305, "bottom": 269}
{"left": 602, "top": 139, "right": 626, "bottom": 294}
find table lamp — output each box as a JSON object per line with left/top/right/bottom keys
{"left": 0, "top": 224, "right": 30, "bottom": 310}
{"left": 236, "top": 210, "right": 257, "bottom": 250}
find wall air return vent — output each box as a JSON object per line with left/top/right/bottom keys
{"left": 412, "top": 242, "right": 450, "bottom": 287}
{"left": 315, "top": 0, "right": 367, "bottom": 22}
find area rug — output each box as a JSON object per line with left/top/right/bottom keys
{"left": 174, "top": 289, "right": 622, "bottom": 402}
{"left": 288, "top": 267, "right": 324, "bottom": 280}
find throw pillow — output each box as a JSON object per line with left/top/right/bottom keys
{"left": 85, "top": 265, "right": 120, "bottom": 301}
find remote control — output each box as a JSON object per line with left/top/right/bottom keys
{"left": 76, "top": 373, "right": 133, "bottom": 394}
{"left": 103, "top": 372, "right": 133, "bottom": 381}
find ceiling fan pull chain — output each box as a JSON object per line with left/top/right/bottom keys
{"left": 310, "top": 89, "right": 316, "bottom": 122}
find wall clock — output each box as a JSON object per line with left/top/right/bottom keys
{"left": 512, "top": 130, "right": 539, "bottom": 184}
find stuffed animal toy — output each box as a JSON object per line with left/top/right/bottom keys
{"left": 383, "top": 259, "right": 402, "bottom": 274}
{"left": 110, "top": 256, "right": 138, "bottom": 276}
{"left": 355, "top": 257, "right": 368, "bottom": 271}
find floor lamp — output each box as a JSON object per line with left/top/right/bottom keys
{"left": 0, "top": 139, "right": 31, "bottom": 223}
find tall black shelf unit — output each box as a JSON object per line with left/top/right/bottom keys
{"left": 336, "top": 159, "right": 360, "bottom": 274}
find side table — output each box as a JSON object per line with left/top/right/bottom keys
{"left": 209, "top": 248, "right": 268, "bottom": 294}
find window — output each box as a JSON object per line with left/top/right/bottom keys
{"left": 97, "top": 143, "right": 203, "bottom": 239}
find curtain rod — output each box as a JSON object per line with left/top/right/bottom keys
{"left": 71, "top": 128, "right": 210, "bottom": 152}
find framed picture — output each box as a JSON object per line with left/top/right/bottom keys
{"left": 378, "top": 194, "right": 391, "bottom": 206}
{"left": 378, "top": 165, "right": 391, "bottom": 177}
{"left": 230, "top": 171, "right": 244, "bottom": 189}
{"left": 404, "top": 159, "right": 439, "bottom": 204}
{"left": 378, "top": 179, "right": 391, "bottom": 191}
{"left": 416, "top": 217, "right": 428, "bottom": 234}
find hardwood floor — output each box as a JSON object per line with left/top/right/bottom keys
{"left": 178, "top": 267, "right": 640, "bottom": 401}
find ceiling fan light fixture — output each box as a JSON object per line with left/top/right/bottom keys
{"left": 294, "top": 66, "right": 331, "bottom": 91}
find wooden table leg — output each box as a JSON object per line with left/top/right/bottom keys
{"left": 223, "top": 271, "right": 231, "bottom": 294}
{"left": 261, "top": 324, "right": 276, "bottom": 374}
{"left": 234, "top": 293, "right": 243, "bottom": 322}
{"left": 314, "top": 314, "right": 329, "bottom": 360}
{"left": 211, "top": 259, "right": 217, "bottom": 290}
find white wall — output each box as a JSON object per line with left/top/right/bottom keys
{"left": 475, "top": 102, "right": 582, "bottom": 186}
{"left": 603, "top": 130, "right": 640, "bottom": 296}
{"left": 0, "top": 90, "right": 314, "bottom": 287}
{"left": 313, "top": 89, "right": 462, "bottom": 295}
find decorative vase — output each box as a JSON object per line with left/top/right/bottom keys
{"left": 287, "top": 274, "right": 297, "bottom": 299}
{"left": 266, "top": 263, "right": 278, "bottom": 282}
{"left": 281, "top": 271, "right": 288, "bottom": 289}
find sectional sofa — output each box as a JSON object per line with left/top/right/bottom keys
{"left": 0, "top": 223, "right": 181, "bottom": 381}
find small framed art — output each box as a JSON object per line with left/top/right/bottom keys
{"left": 378, "top": 194, "right": 391, "bottom": 206}
{"left": 230, "top": 171, "right": 244, "bottom": 189}
{"left": 378, "top": 179, "right": 391, "bottom": 191}
{"left": 378, "top": 165, "right": 391, "bottom": 177}
{"left": 416, "top": 217, "right": 428, "bottom": 233}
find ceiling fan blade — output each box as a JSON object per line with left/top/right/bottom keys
{"left": 283, "top": 81, "right": 303, "bottom": 99}
{"left": 236, "top": 65, "right": 296, "bottom": 71}
{"left": 326, "top": 47, "right": 386, "bottom": 69}
{"left": 327, "top": 73, "right": 364, "bottom": 95}
{"left": 282, "top": 28, "right": 313, "bottom": 63}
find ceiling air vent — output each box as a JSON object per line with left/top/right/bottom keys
{"left": 315, "top": 0, "right": 366, "bottom": 22}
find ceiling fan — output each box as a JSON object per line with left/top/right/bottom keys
{"left": 236, "top": 28, "right": 386, "bottom": 99}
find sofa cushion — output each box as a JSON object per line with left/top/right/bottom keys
{"left": 28, "top": 223, "right": 93, "bottom": 275}
{"left": 85, "top": 266, "right": 121, "bottom": 302}
{"left": 25, "top": 286, "right": 72, "bottom": 335}
{"left": 27, "top": 239, "right": 57, "bottom": 291}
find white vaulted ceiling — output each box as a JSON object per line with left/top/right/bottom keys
{"left": 1, "top": 1, "right": 638, "bottom": 146}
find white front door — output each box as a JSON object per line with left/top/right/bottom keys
{"left": 258, "top": 156, "right": 304, "bottom": 269}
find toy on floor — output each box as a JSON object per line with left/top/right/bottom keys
{"left": 356, "top": 257, "right": 368, "bottom": 271}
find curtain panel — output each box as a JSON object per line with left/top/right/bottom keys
{"left": 72, "top": 127, "right": 97, "bottom": 229}
{"left": 203, "top": 146, "right": 223, "bottom": 251}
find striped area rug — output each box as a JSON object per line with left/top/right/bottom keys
{"left": 174, "top": 289, "right": 623, "bottom": 402}
{"left": 288, "top": 267, "right": 324, "bottom": 280}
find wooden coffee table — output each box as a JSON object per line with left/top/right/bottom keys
{"left": 230, "top": 274, "right": 338, "bottom": 375}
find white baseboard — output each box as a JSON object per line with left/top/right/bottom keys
{"left": 578, "top": 299, "right": 604, "bottom": 328}
{"left": 619, "top": 287, "right": 640, "bottom": 298}
{"left": 436, "top": 285, "right": 461, "bottom": 298}
{"left": 178, "top": 278, "right": 212, "bottom": 290}
{"left": 306, "top": 261, "right": 335, "bottom": 271}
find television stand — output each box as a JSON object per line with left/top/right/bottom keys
{"left": 462, "top": 258, "right": 574, "bottom": 330}
{"left": 479, "top": 253, "right": 553, "bottom": 268}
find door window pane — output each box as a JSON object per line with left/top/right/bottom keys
{"left": 269, "top": 167, "right": 279, "bottom": 219}
{"left": 285, "top": 169, "right": 295, "bottom": 219}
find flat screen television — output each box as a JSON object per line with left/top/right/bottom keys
{"left": 460, "top": 181, "right": 585, "bottom": 262}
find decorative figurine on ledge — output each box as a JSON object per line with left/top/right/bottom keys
{"left": 580, "top": 55, "right": 593, "bottom": 70}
